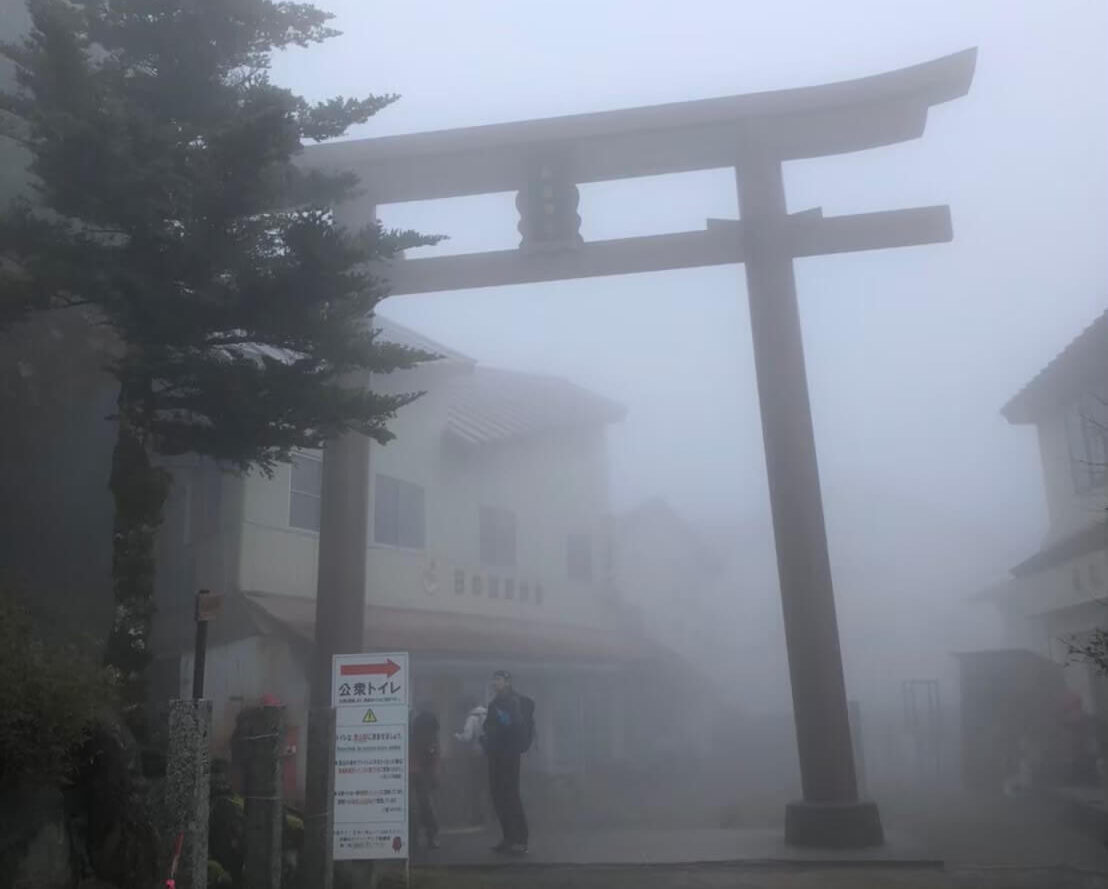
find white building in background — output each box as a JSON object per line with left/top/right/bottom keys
{"left": 985, "top": 308, "right": 1108, "bottom": 704}
{"left": 611, "top": 499, "right": 731, "bottom": 680}
{"left": 151, "top": 316, "right": 703, "bottom": 800}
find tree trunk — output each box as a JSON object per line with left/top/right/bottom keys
{"left": 104, "top": 396, "right": 170, "bottom": 727}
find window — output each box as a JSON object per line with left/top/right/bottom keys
{"left": 480, "top": 506, "right": 516, "bottom": 567}
{"left": 289, "top": 454, "right": 322, "bottom": 531}
{"left": 1066, "top": 395, "right": 1108, "bottom": 493}
{"left": 567, "top": 532, "right": 593, "bottom": 582}
{"left": 374, "top": 474, "right": 426, "bottom": 548}
{"left": 488, "top": 576, "right": 501, "bottom": 598}
{"left": 183, "top": 464, "right": 224, "bottom": 542}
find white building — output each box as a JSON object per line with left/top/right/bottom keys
{"left": 151, "top": 317, "right": 698, "bottom": 799}
{"left": 988, "top": 309, "right": 1108, "bottom": 694}
{"left": 611, "top": 499, "right": 730, "bottom": 682}
{"left": 961, "top": 309, "right": 1108, "bottom": 790}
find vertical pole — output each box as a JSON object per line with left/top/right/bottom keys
{"left": 192, "top": 620, "right": 208, "bottom": 701}
{"left": 193, "top": 607, "right": 208, "bottom": 704}
{"left": 302, "top": 199, "right": 377, "bottom": 889}
{"left": 303, "top": 430, "right": 372, "bottom": 888}
{"left": 192, "top": 589, "right": 221, "bottom": 700}
{"left": 300, "top": 707, "right": 336, "bottom": 889}
{"left": 735, "top": 150, "right": 882, "bottom": 847}
{"left": 166, "top": 699, "right": 212, "bottom": 889}
{"left": 242, "top": 705, "right": 285, "bottom": 889}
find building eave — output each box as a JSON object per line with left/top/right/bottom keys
{"left": 1002, "top": 309, "right": 1108, "bottom": 424}
{"left": 1010, "top": 521, "right": 1108, "bottom": 578}
{"left": 240, "top": 590, "right": 662, "bottom": 665}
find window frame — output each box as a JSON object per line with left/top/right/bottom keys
{"left": 288, "top": 452, "right": 323, "bottom": 533}
{"left": 1066, "top": 395, "right": 1108, "bottom": 494}
{"left": 373, "top": 473, "right": 427, "bottom": 550}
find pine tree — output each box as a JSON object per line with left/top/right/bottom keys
{"left": 0, "top": 0, "right": 439, "bottom": 718}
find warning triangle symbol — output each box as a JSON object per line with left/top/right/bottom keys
{"left": 362, "top": 709, "right": 377, "bottom": 724}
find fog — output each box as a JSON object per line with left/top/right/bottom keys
{"left": 4, "top": 0, "right": 1107, "bottom": 877}
{"left": 268, "top": 1, "right": 1106, "bottom": 713}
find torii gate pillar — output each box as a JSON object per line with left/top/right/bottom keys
{"left": 737, "top": 150, "right": 880, "bottom": 845}
{"left": 302, "top": 48, "right": 977, "bottom": 852}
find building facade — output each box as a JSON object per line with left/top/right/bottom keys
{"left": 965, "top": 310, "right": 1108, "bottom": 789}
{"left": 151, "top": 317, "right": 693, "bottom": 800}
{"left": 991, "top": 310, "right": 1108, "bottom": 681}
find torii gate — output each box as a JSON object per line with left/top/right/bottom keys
{"left": 301, "top": 48, "right": 977, "bottom": 869}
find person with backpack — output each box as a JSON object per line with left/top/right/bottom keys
{"left": 409, "top": 703, "right": 441, "bottom": 850}
{"left": 484, "top": 669, "right": 534, "bottom": 854}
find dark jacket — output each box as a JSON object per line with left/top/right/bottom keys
{"left": 410, "top": 710, "right": 440, "bottom": 772}
{"left": 484, "top": 690, "right": 523, "bottom": 756}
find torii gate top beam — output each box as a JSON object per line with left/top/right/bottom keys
{"left": 300, "top": 49, "right": 976, "bottom": 205}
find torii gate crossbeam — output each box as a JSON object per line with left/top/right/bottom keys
{"left": 300, "top": 49, "right": 977, "bottom": 871}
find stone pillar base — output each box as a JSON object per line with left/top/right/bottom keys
{"left": 784, "top": 800, "right": 884, "bottom": 849}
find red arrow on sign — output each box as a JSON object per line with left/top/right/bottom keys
{"left": 340, "top": 659, "right": 401, "bottom": 678}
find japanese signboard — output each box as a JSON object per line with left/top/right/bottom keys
{"left": 332, "top": 652, "right": 409, "bottom": 707}
{"left": 332, "top": 653, "right": 409, "bottom": 861}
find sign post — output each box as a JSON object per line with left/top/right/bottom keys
{"left": 192, "top": 589, "right": 222, "bottom": 700}
{"left": 331, "top": 652, "right": 410, "bottom": 862}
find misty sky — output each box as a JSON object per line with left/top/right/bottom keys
{"left": 271, "top": 0, "right": 1107, "bottom": 585}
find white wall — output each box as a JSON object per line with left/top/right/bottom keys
{"left": 1036, "top": 406, "right": 1108, "bottom": 544}
{"left": 235, "top": 360, "right": 620, "bottom": 630}
{"left": 179, "top": 635, "right": 307, "bottom": 750}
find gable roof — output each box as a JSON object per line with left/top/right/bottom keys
{"left": 368, "top": 316, "right": 626, "bottom": 444}
{"left": 1003, "top": 309, "right": 1108, "bottom": 424}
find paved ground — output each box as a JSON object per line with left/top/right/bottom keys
{"left": 388, "top": 790, "right": 1108, "bottom": 889}
{"left": 417, "top": 825, "right": 935, "bottom": 867}
{"left": 404, "top": 864, "right": 1108, "bottom": 888}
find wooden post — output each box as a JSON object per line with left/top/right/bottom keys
{"left": 303, "top": 430, "right": 372, "bottom": 888}
{"left": 300, "top": 707, "right": 336, "bottom": 889}
{"left": 302, "top": 199, "right": 377, "bottom": 889}
{"left": 241, "top": 705, "right": 285, "bottom": 889}
{"left": 192, "top": 590, "right": 222, "bottom": 700}
{"left": 736, "top": 151, "right": 882, "bottom": 847}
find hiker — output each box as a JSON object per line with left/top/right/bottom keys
{"left": 410, "top": 703, "right": 441, "bottom": 850}
{"left": 453, "top": 697, "right": 489, "bottom": 827}
{"left": 484, "top": 670, "right": 534, "bottom": 854}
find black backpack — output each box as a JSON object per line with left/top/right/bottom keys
{"left": 517, "top": 695, "right": 536, "bottom": 753}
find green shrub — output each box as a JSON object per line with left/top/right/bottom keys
{"left": 0, "top": 591, "right": 115, "bottom": 789}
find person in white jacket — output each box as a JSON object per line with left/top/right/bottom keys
{"left": 453, "top": 699, "right": 489, "bottom": 827}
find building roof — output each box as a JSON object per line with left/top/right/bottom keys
{"left": 1010, "top": 520, "right": 1108, "bottom": 578}
{"left": 372, "top": 316, "right": 624, "bottom": 444}
{"left": 374, "top": 314, "right": 473, "bottom": 366}
{"left": 1002, "top": 309, "right": 1108, "bottom": 424}
{"left": 242, "top": 590, "right": 666, "bottom": 666}
{"left": 443, "top": 366, "right": 625, "bottom": 447}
